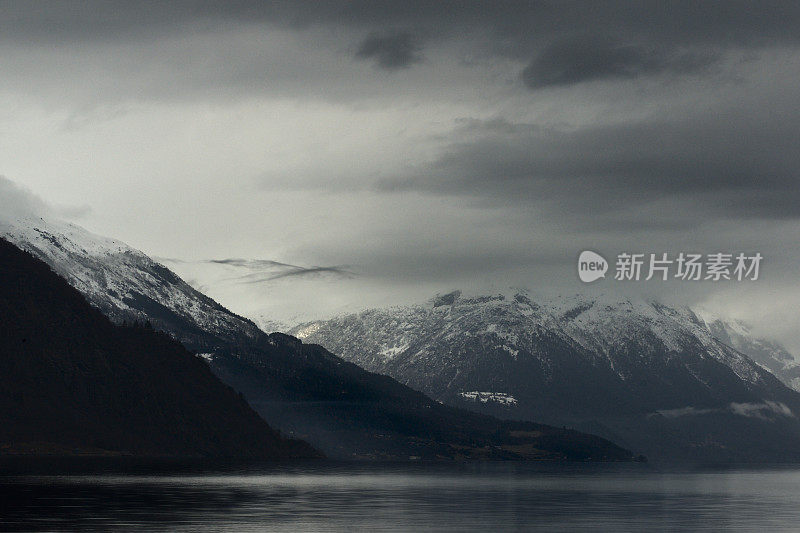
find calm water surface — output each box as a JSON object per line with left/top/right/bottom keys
{"left": 1, "top": 460, "right": 799, "bottom": 532}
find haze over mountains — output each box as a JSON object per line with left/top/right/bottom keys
{"left": 0, "top": 213, "right": 633, "bottom": 461}
{"left": 294, "top": 290, "right": 800, "bottom": 461}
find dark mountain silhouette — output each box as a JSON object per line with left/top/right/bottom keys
{"left": 1, "top": 217, "right": 636, "bottom": 461}
{"left": 0, "top": 237, "right": 319, "bottom": 458}
{"left": 208, "top": 332, "right": 636, "bottom": 460}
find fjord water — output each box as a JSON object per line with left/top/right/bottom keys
{"left": 1, "top": 461, "right": 799, "bottom": 532}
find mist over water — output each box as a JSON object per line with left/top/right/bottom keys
{"left": 2, "top": 461, "right": 799, "bottom": 532}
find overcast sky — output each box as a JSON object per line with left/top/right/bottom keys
{"left": 1, "top": 1, "right": 800, "bottom": 347}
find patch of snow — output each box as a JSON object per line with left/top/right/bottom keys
{"left": 459, "top": 391, "right": 518, "bottom": 405}
{"left": 379, "top": 343, "right": 409, "bottom": 358}
{"left": 293, "top": 323, "right": 322, "bottom": 339}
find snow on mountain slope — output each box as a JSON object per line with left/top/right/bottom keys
{"left": 0, "top": 214, "right": 262, "bottom": 348}
{"left": 293, "top": 289, "right": 774, "bottom": 391}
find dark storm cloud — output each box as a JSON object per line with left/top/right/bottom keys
{"left": 356, "top": 32, "right": 422, "bottom": 69}
{"left": 2, "top": 1, "right": 799, "bottom": 108}
{"left": 4, "top": 1, "right": 800, "bottom": 50}
{"left": 521, "top": 35, "right": 715, "bottom": 88}
{"left": 377, "top": 99, "right": 800, "bottom": 224}
{"left": 277, "top": 1, "right": 800, "bottom": 50}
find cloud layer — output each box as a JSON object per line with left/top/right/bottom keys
{"left": 521, "top": 35, "right": 715, "bottom": 88}
{"left": 654, "top": 401, "right": 795, "bottom": 421}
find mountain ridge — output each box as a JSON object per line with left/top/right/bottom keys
{"left": 292, "top": 289, "right": 800, "bottom": 461}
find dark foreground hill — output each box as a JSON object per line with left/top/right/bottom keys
{"left": 0, "top": 237, "right": 319, "bottom": 458}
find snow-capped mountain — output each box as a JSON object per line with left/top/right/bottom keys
{"left": 0, "top": 214, "right": 263, "bottom": 350}
{"left": 292, "top": 289, "right": 800, "bottom": 461}
{"left": 292, "top": 289, "right": 780, "bottom": 394}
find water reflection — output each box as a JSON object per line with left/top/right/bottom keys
{"left": 1, "top": 461, "right": 798, "bottom": 532}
